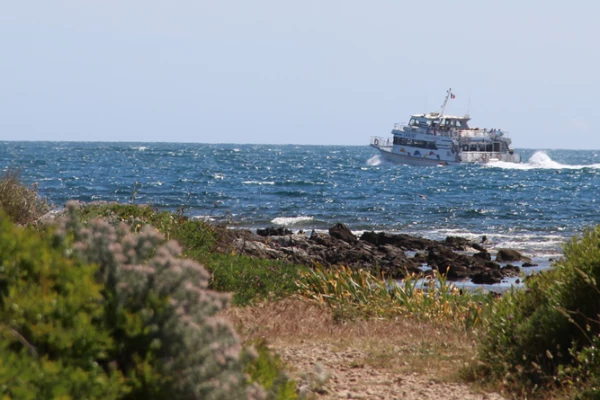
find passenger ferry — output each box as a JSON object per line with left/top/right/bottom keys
{"left": 370, "top": 89, "right": 521, "bottom": 166}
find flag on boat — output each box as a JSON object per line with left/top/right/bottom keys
{"left": 451, "top": 93, "right": 456, "bottom": 99}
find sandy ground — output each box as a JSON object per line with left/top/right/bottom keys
{"left": 225, "top": 299, "right": 506, "bottom": 400}
{"left": 272, "top": 342, "right": 504, "bottom": 400}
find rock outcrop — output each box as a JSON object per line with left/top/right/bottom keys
{"left": 225, "top": 225, "right": 525, "bottom": 284}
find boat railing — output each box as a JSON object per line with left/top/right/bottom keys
{"left": 459, "top": 129, "right": 511, "bottom": 138}
{"left": 370, "top": 136, "right": 392, "bottom": 147}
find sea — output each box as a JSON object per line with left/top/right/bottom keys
{"left": 2, "top": 142, "right": 600, "bottom": 277}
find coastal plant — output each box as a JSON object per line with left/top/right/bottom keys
{"left": 243, "top": 339, "right": 298, "bottom": 400}
{"left": 208, "top": 253, "right": 306, "bottom": 305}
{"left": 295, "top": 264, "right": 491, "bottom": 327}
{"left": 0, "top": 213, "right": 126, "bottom": 399}
{"left": 0, "top": 169, "right": 49, "bottom": 225}
{"left": 74, "top": 202, "right": 307, "bottom": 305}
{"left": 469, "top": 224, "right": 600, "bottom": 396}
{"left": 54, "top": 201, "right": 263, "bottom": 399}
{"left": 74, "top": 201, "right": 219, "bottom": 251}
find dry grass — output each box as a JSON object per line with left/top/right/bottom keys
{"left": 0, "top": 169, "right": 49, "bottom": 225}
{"left": 224, "top": 297, "right": 478, "bottom": 382}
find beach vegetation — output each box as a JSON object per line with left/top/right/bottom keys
{"left": 9, "top": 173, "right": 600, "bottom": 398}
{"left": 73, "top": 202, "right": 307, "bottom": 305}
{"left": 0, "top": 169, "right": 49, "bottom": 225}
{"left": 0, "top": 212, "right": 127, "bottom": 399}
{"left": 295, "top": 264, "right": 493, "bottom": 329}
{"left": 1, "top": 203, "right": 302, "bottom": 399}
{"left": 466, "top": 225, "right": 600, "bottom": 398}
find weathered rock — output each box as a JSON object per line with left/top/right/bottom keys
{"left": 360, "top": 231, "right": 434, "bottom": 250}
{"left": 502, "top": 264, "right": 521, "bottom": 277}
{"left": 329, "top": 223, "right": 358, "bottom": 244}
{"left": 496, "top": 248, "right": 532, "bottom": 263}
{"left": 471, "top": 269, "right": 503, "bottom": 284}
{"left": 473, "top": 251, "right": 491, "bottom": 261}
{"left": 232, "top": 238, "right": 282, "bottom": 259}
{"left": 522, "top": 262, "right": 538, "bottom": 267}
{"left": 223, "top": 224, "right": 532, "bottom": 286}
{"left": 426, "top": 245, "right": 471, "bottom": 271}
{"left": 257, "top": 226, "right": 293, "bottom": 237}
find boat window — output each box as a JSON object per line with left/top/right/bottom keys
{"left": 393, "top": 136, "right": 438, "bottom": 150}
{"left": 493, "top": 142, "right": 506, "bottom": 152}
{"left": 486, "top": 144, "right": 493, "bottom": 152}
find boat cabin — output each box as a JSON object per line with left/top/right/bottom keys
{"left": 438, "top": 116, "right": 470, "bottom": 131}
{"left": 461, "top": 140, "right": 509, "bottom": 153}
{"left": 406, "top": 113, "right": 471, "bottom": 132}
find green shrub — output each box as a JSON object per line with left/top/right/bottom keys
{"left": 0, "top": 169, "right": 49, "bottom": 225}
{"left": 243, "top": 339, "right": 298, "bottom": 400}
{"left": 0, "top": 213, "right": 126, "bottom": 399}
{"left": 74, "top": 202, "right": 305, "bottom": 305}
{"left": 207, "top": 253, "right": 305, "bottom": 306}
{"left": 55, "top": 201, "right": 262, "bottom": 399}
{"left": 471, "top": 225, "right": 600, "bottom": 396}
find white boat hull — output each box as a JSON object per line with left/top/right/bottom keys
{"left": 459, "top": 151, "right": 521, "bottom": 164}
{"left": 372, "top": 145, "right": 455, "bottom": 166}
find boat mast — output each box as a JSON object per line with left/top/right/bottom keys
{"left": 439, "top": 88, "right": 452, "bottom": 117}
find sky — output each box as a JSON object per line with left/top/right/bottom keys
{"left": 1, "top": 1, "right": 599, "bottom": 149}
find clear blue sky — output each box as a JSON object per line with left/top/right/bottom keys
{"left": 1, "top": 1, "right": 598, "bottom": 149}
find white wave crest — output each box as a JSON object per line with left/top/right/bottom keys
{"left": 271, "top": 216, "right": 314, "bottom": 226}
{"left": 366, "top": 155, "right": 382, "bottom": 166}
{"left": 487, "top": 151, "right": 600, "bottom": 170}
{"left": 243, "top": 180, "right": 275, "bottom": 185}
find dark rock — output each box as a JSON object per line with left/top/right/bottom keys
{"left": 444, "top": 236, "right": 485, "bottom": 252}
{"left": 310, "top": 231, "right": 339, "bottom": 247}
{"left": 359, "top": 231, "right": 379, "bottom": 245}
{"left": 256, "top": 226, "right": 292, "bottom": 237}
{"left": 412, "top": 252, "right": 427, "bottom": 265}
{"left": 427, "top": 245, "right": 471, "bottom": 271}
{"left": 484, "top": 260, "right": 501, "bottom": 269}
{"left": 522, "top": 262, "right": 538, "bottom": 267}
{"left": 474, "top": 251, "right": 491, "bottom": 261}
{"left": 496, "top": 248, "right": 532, "bottom": 263}
{"left": 226, "top": 226, "right": 535, "bottom": 286}
{"left": 445, "top": 236, "right": 471, "bottom": 250}
{"left": 471, "top": 269, "right": 503, "bottom": 284}
{"left": 502, "top": 264, "right": 521, "bottom": 277}
{"left": 329, "top": 223, "right": 358, "bottom": 244}
{"left": 360, "top": 231, "right": 434, "bottom": 250}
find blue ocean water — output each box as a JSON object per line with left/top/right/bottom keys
{"left": 2, "top": 142, "right": 599, "bottom": 261}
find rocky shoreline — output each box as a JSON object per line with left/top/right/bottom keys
{"left": 225, "top": 223, "right": 536, "bottom": 285}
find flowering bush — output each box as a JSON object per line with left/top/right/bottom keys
{"left": 55, "top": 201, "right": 262, "bottom": 399}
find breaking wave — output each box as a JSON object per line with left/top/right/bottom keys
{"left": 271, "top": 216, "right": 314, "bottom": 226}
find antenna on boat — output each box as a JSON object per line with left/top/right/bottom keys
{"left": 440, "top": 88, "right": 452, "bottom": 117}
{"left": 467, "top": 96, "right": 471, "bottom": 116}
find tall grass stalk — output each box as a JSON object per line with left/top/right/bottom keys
{"left": 296, "top": 265, "right": 491, "bottom": 328}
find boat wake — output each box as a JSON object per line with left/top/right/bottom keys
{"left": 366, "top": 155, "right": 382, "bottom": 166}
{"left": 486, "top": 151, "right": 600, "bottom": 170}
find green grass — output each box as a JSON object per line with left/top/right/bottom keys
{"left": 295, "top": 264, "right": 494, "bottom": 329}
{"left": 75, "top": 202, "right": 306, "bottom": 305}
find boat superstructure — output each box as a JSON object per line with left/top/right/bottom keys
{"left": 370, "top": 89, "right": 521, "bottom": 165}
